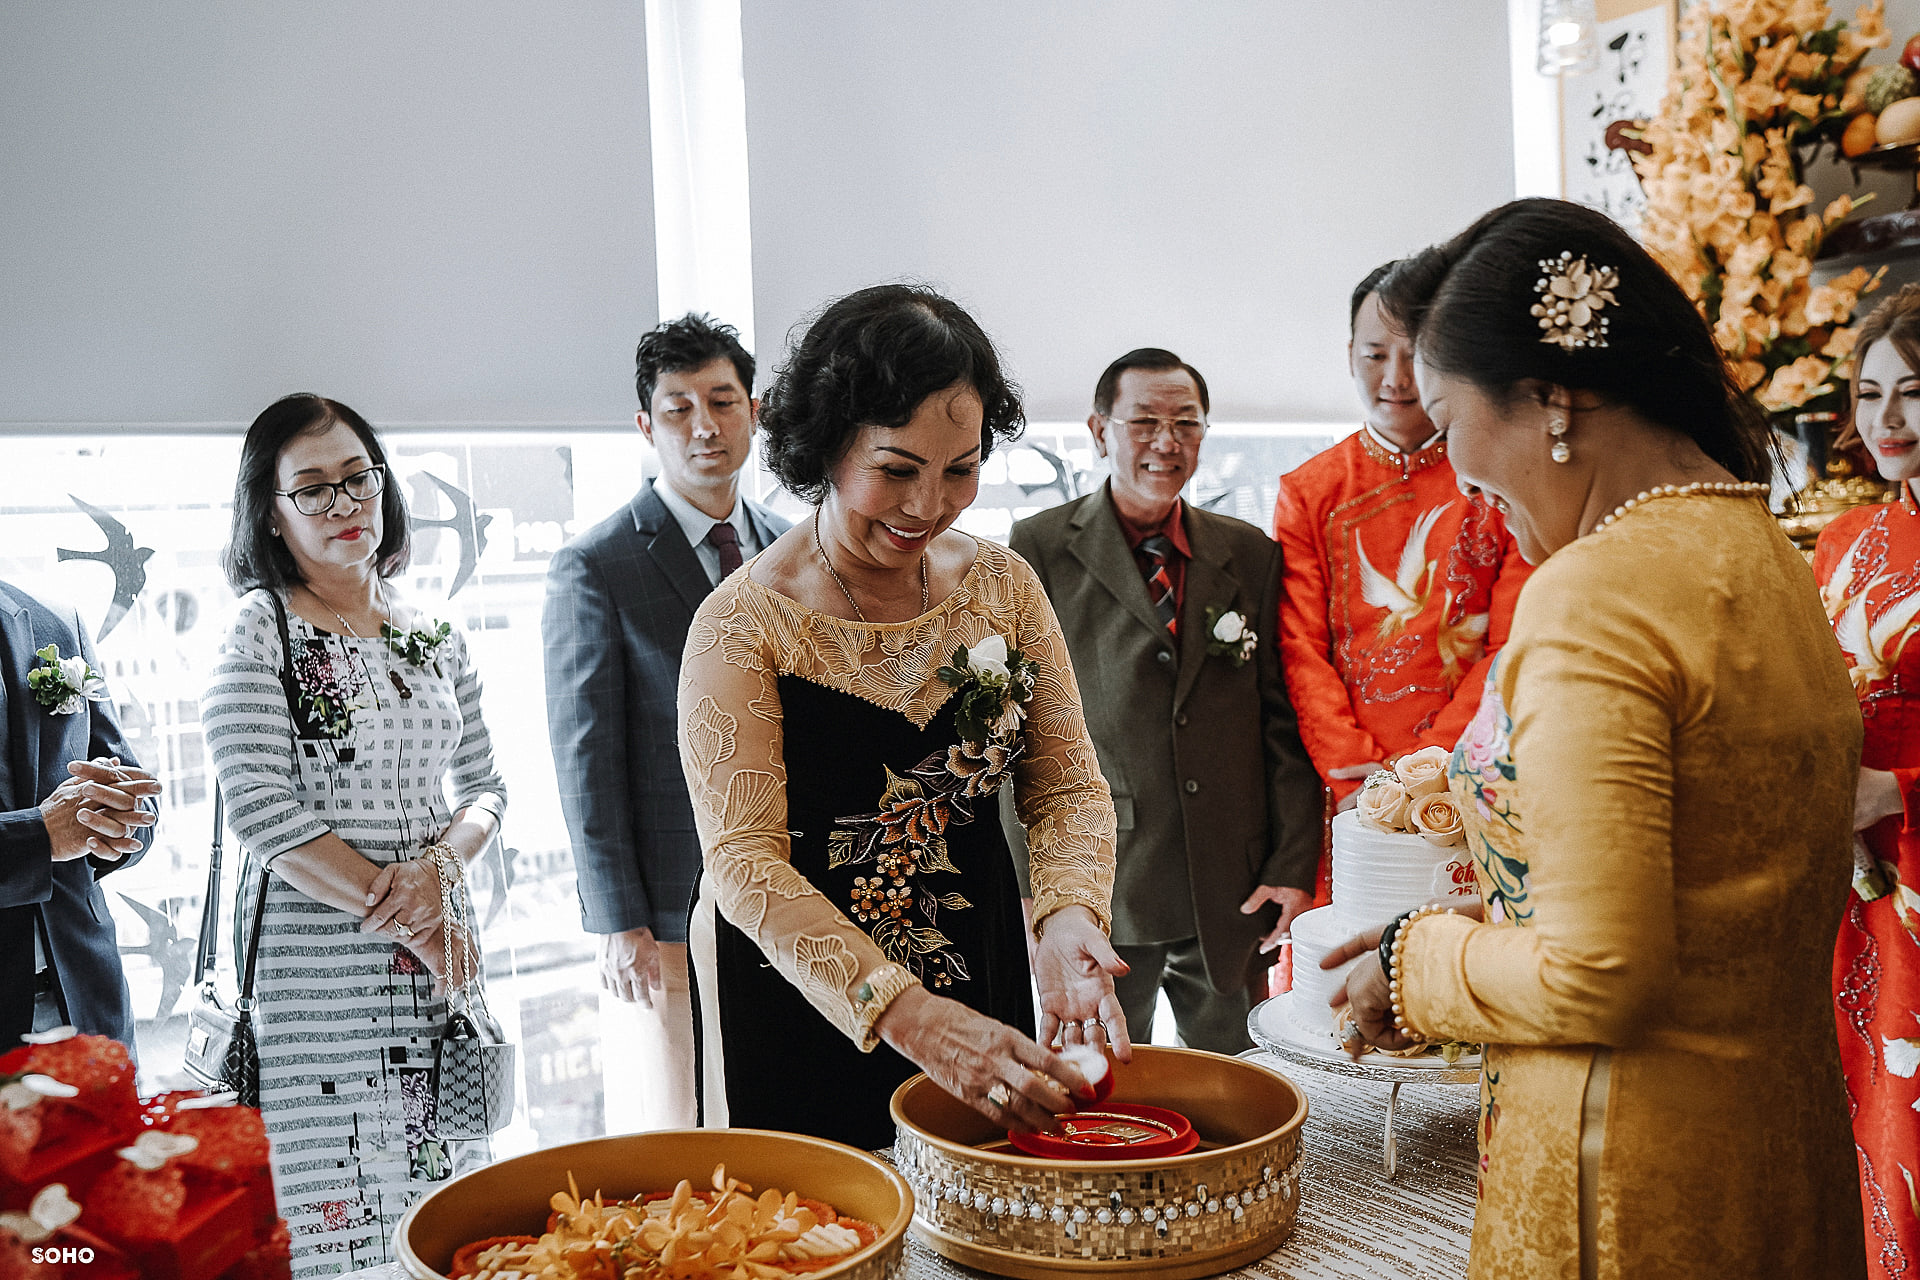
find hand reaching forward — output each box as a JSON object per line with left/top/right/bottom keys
{"left": 1030, "top": 904, "right": 1132, "bottom": 1060}
{"left": 1241, "top": 884, "right": 1314, "bottom": 955}
{"left": 876, "top": 986, "right": 1084, "bottom": 1133}
{"left": 1318, "top": 926, "right": 1419, "bottom": 1059}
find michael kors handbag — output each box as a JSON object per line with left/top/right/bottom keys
{"left": 426, "top": 844, "right": 516, "bottom": 1138}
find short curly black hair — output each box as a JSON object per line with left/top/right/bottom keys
{"left": 760, "top": 283, "right": 1025, "bottom": 503}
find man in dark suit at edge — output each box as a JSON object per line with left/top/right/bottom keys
{"left": 0, "top": 580, "right": 159, "bottom": 1048}
{"left": 543, "top": 315, "right": 790, "bottom": 1130}
{"left": 1004, "top": 349, "right": 1321, "bottom": 1051}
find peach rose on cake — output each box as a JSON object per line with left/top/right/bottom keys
{"left": 1394, "top": 745, "right": 1452, "bottom": 798}
{"left": 1356, "top": 771, "right": 1412, "bottom": 832}
{"left": 1411, "top": 792, "right": 1467, "bottom": 848}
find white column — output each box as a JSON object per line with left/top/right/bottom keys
{"left": 646, "top": 0, "right": 756, "bottom": 354}
{"left": 1509, "top": 0, "right": 1564, "bottom": 199}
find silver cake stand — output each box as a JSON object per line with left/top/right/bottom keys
{"left": 1247, "top": 993, "right": 1479, "bottom": 1179}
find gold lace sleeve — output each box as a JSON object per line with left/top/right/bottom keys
{"left": 678, "top": 580, "right": 918, "bottom": 1052}
{"left": 999, "top": 550, "right": 1118, "bottom": 936}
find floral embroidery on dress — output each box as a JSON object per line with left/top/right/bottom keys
{"left": 830, "top": 737, "right": 1023, "bottom": 989}
{"left": 292, "top": 637, "right": 369, "bottom": 740}
{"left": 1451, "top": 660, "right": 1531, "bottom": 925}
{"left": 1477, "top": 1064, "right": 1503, "bottom": 1202}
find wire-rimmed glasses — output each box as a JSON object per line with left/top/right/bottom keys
{"left": 1106, "top": 415, "right": 1207, "bottom": 445}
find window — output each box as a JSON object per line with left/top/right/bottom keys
{"left": 1, "top": 420, "right": 1341, "bottom": 1154}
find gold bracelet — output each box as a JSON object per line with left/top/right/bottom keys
{"left": 1387, "top": 903, "right": 1456, "bottom": 1041}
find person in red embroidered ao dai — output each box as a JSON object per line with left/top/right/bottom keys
{"left": 1272, "top": 265, "right": 1533, "bottom": 915}
{"left": 1814, "top": 283, "right": 1920, "bottom": 1279}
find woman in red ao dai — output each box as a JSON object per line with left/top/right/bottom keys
{"left": 1815, "top": 283, "right": 1920, "bottom": 1278}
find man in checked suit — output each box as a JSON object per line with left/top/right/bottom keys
{"left": 1005, "top": 349, "right": 1321, "bottom": 1052}
{"left": 543, "top": 314, "right": 789, "bottom": 1130}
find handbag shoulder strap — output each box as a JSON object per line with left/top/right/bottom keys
{"left": 196, "top": 591, "right": 296, "bottom": 996}
{"left": 236, "top": 862, "right": 270, "bottom": 1003}
{"left": 266, "top": 591, "right": 310, "bottom": 734}
{"left": 191, "top": 789, "right": 224, "bottom": 988}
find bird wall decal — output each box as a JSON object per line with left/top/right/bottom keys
{"left": 116, "top": 893, "right": 198, "bottom": 1022}
{"left": 408, "top": 473, "right": 493, "bottom": 597}
{"left": 1015, "top": 443, "right": 1088, "bottom": 504}
{"left": 56, "top": 494, "right": 154, "bottom": 641}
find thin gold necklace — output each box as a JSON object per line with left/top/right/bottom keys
{"left": 813, "top": 509, "right": 928, "bottom": 623}
{"left": 307, "top": 579, "right": 388, "bottom": 638}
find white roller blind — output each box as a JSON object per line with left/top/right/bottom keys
{"left": 1, "top": 3, "right": 657, "bottom": 428}
{"left": 742, "top": 1, "right": 1515, "bottom": 422}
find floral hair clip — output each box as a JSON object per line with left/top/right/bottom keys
{"left": 1532, "top": 251, "right": 1619, "bottom": 351}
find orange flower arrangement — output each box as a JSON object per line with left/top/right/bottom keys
{"left": 1636, "top": 0, "right": 1889, "bottom": 411}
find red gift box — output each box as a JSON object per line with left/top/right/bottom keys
{"left": 0, "top": 1039, "right": 138, "bottom": 1132}
{"left": 85, "top": 1160, "right": 255, "bottom": 1280}
{"left": 2, "top": 1039, "right": 286, "bottom": 1280}
{"left": 0, "top": 1037, "right": 139, "bottom": 1186}
{"left": 156, "top": 1105, "right": 277, "bottom": 1233}
{"left": 216, "top": 1219, "right": 292, "bottom": 1280}
{"left": 0, "top": 1127, "right": 124, "bottom": 1213}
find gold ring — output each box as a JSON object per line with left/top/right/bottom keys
{"left": 986, "top": 1083, "right": 1012, "bottom": 1109}
{"left": 395, "top": 920, "right": 414, "bottom": 937}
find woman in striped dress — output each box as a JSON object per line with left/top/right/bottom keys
{"left": 203, "top": 393, "right": 506, "bottom": 1276}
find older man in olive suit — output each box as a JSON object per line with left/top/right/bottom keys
{"left": 1004, "top": 349, "right": 1320, "bottom": 1052}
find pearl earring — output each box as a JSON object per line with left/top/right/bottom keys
{"left": 1549, "top": 415, "right": 1570, "bottom": 464}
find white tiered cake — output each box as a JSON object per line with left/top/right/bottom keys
{"left": 1287, "top": 777, "right": 1477, "bottom": 1045}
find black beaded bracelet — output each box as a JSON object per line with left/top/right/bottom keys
{"left": 1378, "top": 908, "right": 1417, "bottom": 976}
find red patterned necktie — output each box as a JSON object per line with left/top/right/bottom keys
{"left": 1137, "top": 534, "right": 1178, "bottom": 633}
{"left": 706, "top": 521, "right": 743, "bottom": 578}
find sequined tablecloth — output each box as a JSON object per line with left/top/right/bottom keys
{"left": 894, "top": 1051, "right": 1479, "bottom": 1280}
{"left": 353, "top": 1053, "right": 1478, "bottom": 1280}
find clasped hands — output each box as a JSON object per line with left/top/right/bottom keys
{"left": 879, "top": 904, "right": 1133, "bottom": 1134}
{"left": 42, "top": 757, "right": 159, "bottom": 862}
{"left": 359, "top": 824, "right": 483, "bottom": 989}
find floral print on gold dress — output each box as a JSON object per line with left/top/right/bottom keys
{"left": 1400, "top": 496, "right": 1866, "bottom": 1279}
{"left": 678, "top": 540, "right": 1116, "bottom": 1150}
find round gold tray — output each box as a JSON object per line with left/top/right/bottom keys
{"left": 890, "top": 1045, "right": 1306, "bottom": 1279}
{"left": 394, "top": 1127, "right": 913, "bottom": 1279}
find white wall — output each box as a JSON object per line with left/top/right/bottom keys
{"left": 741, "top": 1, "right": 1516, "bottom": 423}
{"left": 1, "top": 3, "right": 657, "bottom": 429}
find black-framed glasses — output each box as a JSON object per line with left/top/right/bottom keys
{"left": 1106, "top": 414, "right": 1207, "bottom": 444}
{"left": 275, "top": 465, "right": 386, "bottom": 516}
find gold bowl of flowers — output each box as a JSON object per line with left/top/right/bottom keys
{"left": 394, "top": 1128, "right": 912, "bottom": 1279}
{"left": 890, "top": 1045, "right": 1306, "bottom": 1279}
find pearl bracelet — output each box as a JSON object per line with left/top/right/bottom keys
{"left": 1386, "top": 903, "right": 1456, "bottom": 1041}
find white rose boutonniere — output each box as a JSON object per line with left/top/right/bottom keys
{"left": 938, "top": 633, "right": 1037, "bottom": 744}
{"left": 26, "top": 645, "right": 110, "bottom": 716}
{"left": 1203, "top": 606, "right": 1259, "bottom": 667}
